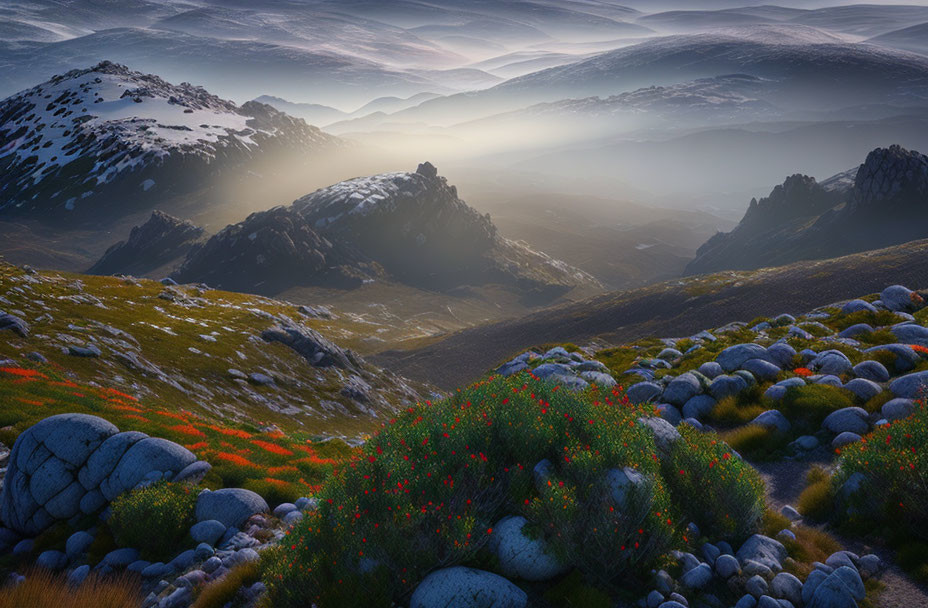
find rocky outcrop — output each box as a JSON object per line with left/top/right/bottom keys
{"left": 88, "top": 210, "right": 205, "bottom": 277}
{"left": 173, "top": 164, "right": 599, "bottom": 296}
{"left": 0, "top": 414, "right": 207, "bottom": 535}
{"left": 261, "top": 323, "right": 359, "bottom": 370}
{"left": 686, "top": 145, "right": 928, "bottom": 275}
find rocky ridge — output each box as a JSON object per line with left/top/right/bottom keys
{"left": 686, "top": 145, "right": 928, "bottom": 275}
{"left": 87, "top": 210, "right": 205, "bottom": 277}
{"left": 173, "top": 163, "right": 600, "bottom": 297}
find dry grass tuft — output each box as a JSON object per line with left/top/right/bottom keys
{"left": 0, "top": 569, "right": 140, "bottom": 608}
{"left": 191, "top": 560, "right": 261, "bottom": 608}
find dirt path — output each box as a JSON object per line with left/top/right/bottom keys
{"left": 752, "top": 457, "right": 928, "bottom": 608}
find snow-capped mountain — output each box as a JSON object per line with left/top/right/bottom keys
{"left": 173, "top": 162, "right": 600, "bottom": 296}
{"left": 0, "top": 61, "right": 340, "bottom": 221}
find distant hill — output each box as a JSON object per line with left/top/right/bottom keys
{"left": 172, "top": 163, "right": 601, "bottom": 299}
{"left": 373, "top": 238, "right": 928, "bottom": 389}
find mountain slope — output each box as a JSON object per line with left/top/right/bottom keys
{"left": 0, "top": 61, "right": 341, "bottom": 223}
{"left": 373, "top": 238, "right": 928, "bottom": 390}
{"left": 172, "top": 163, "right": 600, "bottom": 298}
{"left": 0, "top": 261, "right": 427, "bottom": 439}
{"left": 686, "top": 145, "right": 928, "bottom": 275}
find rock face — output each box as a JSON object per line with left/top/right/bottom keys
{"left": 88, "top": 210, "right": 205, "bottom": 277}
{"left": 0, "top": 62, "right": 341, "bottom": 222}
{"left": 686, "top": 145, "right": 928, "bottom": 275}
{"left": 0, "top": 414, "right": 202, "bottom": 535}
{"left": 172, "top": 164, "right": 599, "bottom": 296}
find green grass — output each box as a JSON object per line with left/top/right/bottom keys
{"left": 0, "top": 262, "right": 423, "bottom": 438}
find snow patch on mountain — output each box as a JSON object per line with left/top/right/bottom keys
{"left": 0, "top": 61, "right": 338, "bottom": 216}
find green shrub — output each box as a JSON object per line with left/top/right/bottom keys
{"left": 666, "top": 425, "right": 765, "bottom": 541}
{"left": 797, "top": 467, "right": 834, "bottom": 522}
{"left": 108, "top": 482, "right": 197, "bottom": 561}
{"left": 192, "top": 560, "right": 261, "bottom": 608}
{"left": 722, "top": 424, "right": 787, "bottom": 460}
{"left": 709, "top": 397, "right": 767, "bottom": 427}
{"left": 777, "top": 384, "right": 855, "bottom": 433}
{"left": 834, "top": 400, "right": 928, "bottom": 539}
{"left": 263, "top": 376, "right": 761, "bottom": 607}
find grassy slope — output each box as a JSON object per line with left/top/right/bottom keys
{"left": 374, "top": 238, "right": 928, "bottom": 390}
{"left": 0, "top": 261, "right": 427, "bottom": 440}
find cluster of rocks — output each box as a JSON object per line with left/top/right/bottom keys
{"left": 409, "top": 527, "right": 882, "bottom": 608}
{"left": 0, "top": 414, "right": 321, "bottom": 608}
{"left": 506, "top": 285, "right": 926, "bottom": 459}
{"left": 496, "top": 346, "right": 618, "bottom": 391}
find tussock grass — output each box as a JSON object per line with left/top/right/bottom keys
{"left": 798, "top": 467, "right": 835, "bottom": 523}
{"left": 0, "top": 569, "right": 140, "bottom": 608}
{"left": 192, "top": 561, "right": 261, "bottom": 608}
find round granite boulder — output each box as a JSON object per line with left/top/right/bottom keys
{"left": 195, "top": 488, "right": 268, "bottom": 528}
{"left": 0, "top": 414, "right": 202, "bottom": 536}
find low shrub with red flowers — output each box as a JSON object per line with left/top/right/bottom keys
{"left": 834, "top": 398, "right": 928, "bottom": 538}
{"left": 262, "top": 373, "right": 766, "bottom": 607}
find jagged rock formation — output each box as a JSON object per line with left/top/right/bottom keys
{"left": 686, "top": 145, "right": 928, "bottom": 275}
{"left": 87, "top": 210, "right": 205, "bottom": 277}
{"left": 0, "top": 61, "right": 340, "bottom": 222}
{"left": 173, "top": 163, "right": 600, "bottom": 297}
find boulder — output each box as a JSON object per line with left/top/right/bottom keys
{"left": 627, "top": 382, "right": 663, "bottom": 404}
{"left": 853, "top": 360, "right": 889, "bottom": 383}
{"left": 717, "top": 344, "right": 770, "bottom": 372}
{"left": 681, "top": 563, "right": 712, "bottom": 589}
{"left": 716, "top": 554, "right": 741, "bottom": 578}
{"left": 0, "top": 415, "right": 198, "bottom": 535}
{"left": 409, "top": 567, "right": 528, "bottom": 608}
{"left": 742, "top": 359, "right": 781, "bottom": 381}
{"left": 881, "top": 398, "right": 916, "bottom": 421}
{"left": 195, "top": 488, "right": 268, "bottom": 528}
{"left": 606, "top": 467, "right": 647, "bottom": 508}
{"left": 841, "top": 299, "right": 877, "bottom": 314}
{"left": 490, "top": 516, "right": 567, "bottom": 581}
{"left": 637, "top": 417, "right": 681, "bottom": 458}
{"left": 843, "top": 379, "right": 882, "bottom": 402}
{"left": 531, "top": 363, "right": 573, "bottom": 380}
{"left": 656, "top": 404, "right": 682, "bottom": 426}
{"left": 811, "top": 351, "right": 853, "bottom": 376}
{"left": 890, "top": 370, "right": 928, "bottom": 399}
{"left": 751, "top": 411, "right": 790, "bottom": 434}
{"left": 663, "top": 374, "right": 701, "bottom": 406}
{"left": 891, "top": 324, "right": 928, "bottom": 347}
{"left": 190, "top": 519, "right": 227, "bottom": 546}
{"left": 766, "top": 343, "right": 797, "bottom": 368}
{"left": 0, "top": 313, "right": 29, "bottom": 337}
{"left": 36, "top": 549, "right": 68, "bottom": 571}
{"left": 682, "top": 395, "right": 716, "bottom": 421}
{"left": 865, "top": 344, "right": 919, "bottom": 373}
{"left": 881, "top": 285, "right": 921, "bottom": 312}
{"left": 832, "top": 433, "right": 862, "bottom": 449}
{"left": 737, "top": 535, "right": 787, "bottom": 572}
{"left": 698, "top": 362, "right": 724, "bottom": 379}
{"left": 709, "top": 375, "right": 748, "bottom": 401}
{"left": 838, "top": 324, "right": 873, "bottom": 339}
{"left": 66, "top": 530, "right": 94, "bottom": 560}
{"left": 822, "top": 408, "right": 869, "bottom": 435}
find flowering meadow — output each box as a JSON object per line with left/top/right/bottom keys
{"left": 0, "top": 366, "right": 354, "bottom": 504}
{"left": 262, "top": 373, "right": 765, "bottom": 607}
